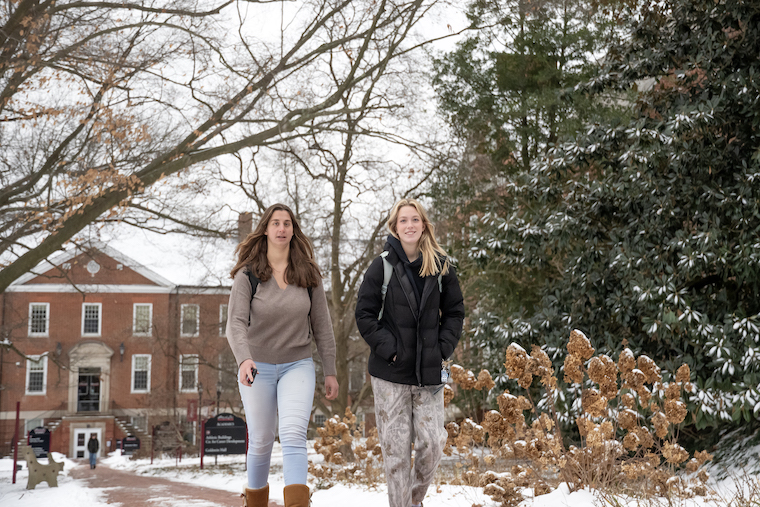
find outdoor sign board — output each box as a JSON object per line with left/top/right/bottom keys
{"left": 203, "top": 413, "right": 246, "bottom": 455}
{"left": 122, "top": 436, "right": 141, "bottom": 455}
{"left": 28, "top": 427, "right": 50, "bottom": 459}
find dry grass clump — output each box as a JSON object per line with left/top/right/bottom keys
{"left": 445, "top": 330, "right": 713, "bottom": 505}
{"left": 309, "top": 408, "right": 384, "bottom": 489}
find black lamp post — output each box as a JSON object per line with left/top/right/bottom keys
{"left": 216, "top": 386, "right": 221, "bottom": 416}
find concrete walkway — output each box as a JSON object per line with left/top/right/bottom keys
{"left": 70, "top": 462, "right": 284, "bottom": 507}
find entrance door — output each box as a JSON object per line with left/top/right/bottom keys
{"left": 74, "top": 428, "right": 102, "bottom": 459}
{"left": 77, "top": 368, "right": 101, "bottom": 412}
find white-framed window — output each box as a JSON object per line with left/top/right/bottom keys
{"left": 314, "top": 413, "right": 327, "bottom": 427}
{"left": 25, "top": 356, "right": 47, "bottom": 395}
{"left": 179, "top": 354, "right": 199, "bottom": 392}
{"left": 219, "top": 304, "right": 228, "bottom": 336}
{"left": 28, "top": 303, "right": 50, "bottom": 337}
{"left": 131, "top": 354, "right": 151, "bottom": 393}
{"left": 180, "top": 304, "right": 199, "bottom": 337}
{"left": 24, "top": 418, "right": 44, "bottom": 435}
{"left": 130, "top": 415, "right": 148, "bottom": 433}
{"left": 133, "top": 303, "right": 152, "bottom": 336}
{"left": 81, "top": 303, "right": 102, "bottom": 336}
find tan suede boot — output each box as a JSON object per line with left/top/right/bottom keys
{"left": 283, "top": 484, "right": 310, "bottom": 507}
{"left": 242, "top": 484, "right": 269, "bottom": 507}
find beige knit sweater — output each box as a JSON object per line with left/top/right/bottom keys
{"left": 225, "top": 270, "right": 337, "bottom": 377}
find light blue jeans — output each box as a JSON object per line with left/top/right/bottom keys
{"left": 239, "top": 357, "right": 316, "bottom": 488}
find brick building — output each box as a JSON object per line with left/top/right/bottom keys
{"left": 0, "top": 242, "right": 236, "bottom": 458}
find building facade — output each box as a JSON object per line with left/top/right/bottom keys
{"left": 0, "top": 243, "right": 236, "bottom": 458}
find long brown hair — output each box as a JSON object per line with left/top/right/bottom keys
{"left": 387, "top": 198, "right": 449, "bottom": 277}
{"left": 230, "top": 203, "right": 322, "bottom": 288}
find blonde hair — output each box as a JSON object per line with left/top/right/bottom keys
{"left": 230, "top": 203, "right": 322, "bottom": 287}
{"left": 387, "top": 198, "right": 449, "bottom": 277}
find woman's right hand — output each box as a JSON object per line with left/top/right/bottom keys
{"left": 238, "top": 359, "right": 257, "bottom": 385}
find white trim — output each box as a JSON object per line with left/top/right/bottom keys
{"left": 7, "top": 284, "right": 175, "bottom": 293}
{"left": 219, "top": 304, "right": 228, "bottom": 337}
{"left": 28, "top": 302, "right": 50, "bottom": 337}
{"left": 131, "top": 354, "right": 151, "bottom": 393}
{"left": 175, "top": 287, "right": 231, "bottom": 295}
{"left": 179, "top": 354, "right": 199, "bottom": 392}
{"left": 180, "top": 304, "right": 199, "bottom": 337}
{"left": 132, "top": 303, "right": 153, "bottom": 336}
{"left": 25, "top": 355, "right": 48, "bottom": 395}
{"left": 10, "top": 241, "right": 175, "bottom": 288}
{"left": 81, "top": 303, "right": 102, "bottom": 337}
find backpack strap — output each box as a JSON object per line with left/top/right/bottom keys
{"left": 246, "top": 269, "right": 313, "bottom": 324}
{"left": 378, "top": 251, "right": 393, "bottom": 320}
{"left": 246, "top": 269, "right": 261, "bottom": 326}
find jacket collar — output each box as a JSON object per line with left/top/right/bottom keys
{"left": 384, "top": 236, "right": 438, "bottom": 319}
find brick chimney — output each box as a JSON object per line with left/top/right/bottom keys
{"left": 238, "top": 212, "right": 253, "bottom": 243}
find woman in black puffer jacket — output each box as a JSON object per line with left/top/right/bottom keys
{"left": 355, "top": 198, "right": 464, "bottom": 507}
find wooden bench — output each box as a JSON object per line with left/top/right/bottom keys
{"left": 18, "top": 444, "right": 64, "bottom": 489}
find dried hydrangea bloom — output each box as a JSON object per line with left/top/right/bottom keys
{"left": 621, "top": 392, "right": 636, "bottom": 408}
{"left": 645, "top": 451, "right": 661, "bottom": 467}
{"left": 651, "top": 411, "right": 670, "bottom": 438}
{"left": 450, "top": 364, "right": 477, "bottom": 389}
{"left": 484, "top": 454, "right": 497, "bottom": 467}
{"left": 504, "top": 343, "right": 529, "bottom": 380}
{"left": 568, "top": 329, "right": 595, "bottom": 359}
{"left": 563, "top": 354, "right": 584, "bottom": 384}
{"left": 530, "top": 345, "right": 557, "bottom": 390}
{"left": 513, "top": 440, "right": 527, "bottom": 458}
{"left": 589, "top": 354, "right": 619, "bottom": 399}
{"left": 676, "top": 363, "right": 691, "bottom": 383}
{"left": 625, "top": 368, "right": 646, "bottom": 390}
{"left": 664, "top": 399, "right": 688, "bottom": 424}
{"left": 697, "top": 469, "right": 709, "bottom": 483}
{"left": 664, "top": 382, "right": 681, "bottom": 401}
{"left": 621, "top": 462, "right": 646, "bottom": 479}
{"left": 695, "top": 450, "right": 713, "bottom": 465}
{"left": 474, "top": 369, "right": 496, "bottom": 391}
{"left": 482, "top": 410, "right": 512, "bottom": 448}
{"left": 497, "top": 392, "right": 531, "bottom": 424}
{"left": 637, "top": 384, "right": 652, "bottom": 407}
{"left": 518, "top": 370, "right": 534, "bottom": 390}
{"left": 443, "top": 384, "right": 455, "bottom": 407}
{"left": 539, "top": 413, "right": 554, "bottom": 432}
{"left": 581, "top": 388, "right": 608, "bottom": 417}
{"left": 623, "top": 431, "right": 641, "bottom": 451}
{"left": 685, "top": 458, "right": 700, "bottom": 473}
{"left": 637, "top": 355, "right": 662, "bottom": 384}
{"left": 618, "top": 348, "right": 636, "bottom": 374}
{"left": 445, "top": 421, "right": 460, "bottom": 438}
{"left": 662, "top": 442, "right": 690, "bottom": 464}
{"left": 618, "top": 408, "right": 638, "bottom": 430}
{"left": 576, "top": 416, "right": 591, "bottom": 437}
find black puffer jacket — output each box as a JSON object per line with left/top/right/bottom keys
{"left": 355, "top": 236, "right": 465, "bottom": 386}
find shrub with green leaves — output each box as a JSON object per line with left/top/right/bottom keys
{"left": 465, "top": 0, "right": 760, "bottom": 434}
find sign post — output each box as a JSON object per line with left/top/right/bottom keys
{"left": 121, "top": 436, "right": 141, "bottom": 455}
{"left": 28, "top": 427, "right": 51, "bottom": 459}
{"left": 201, "top": 413, "right": 246, "bottom": 468}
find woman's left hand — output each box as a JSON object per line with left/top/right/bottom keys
{"left": 324, "top": 375, "right": 339, "bottom": 400}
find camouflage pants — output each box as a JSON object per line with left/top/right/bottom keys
{"left": 371, "top": 376, "right": 447, "bottom": 507}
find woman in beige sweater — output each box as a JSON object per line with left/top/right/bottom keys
{"left": 226, "top": 203, "right": 338, "bottom": 507}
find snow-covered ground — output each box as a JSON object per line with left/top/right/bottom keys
{"left": 1, "top": 442, "right": 758, "bottom": 507}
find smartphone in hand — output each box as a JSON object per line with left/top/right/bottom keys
{"left": 249, "top": 367, "right": 258, "bottom": 384}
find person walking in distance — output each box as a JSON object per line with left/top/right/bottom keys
{"left": 355, "top": 199, "right": 465, "bottom": 507}
{"left": 87, "top": 434, "right": 99, "bottom": 469}
{"left": 226, "top": 203, "right": 339, "bottom": 507}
